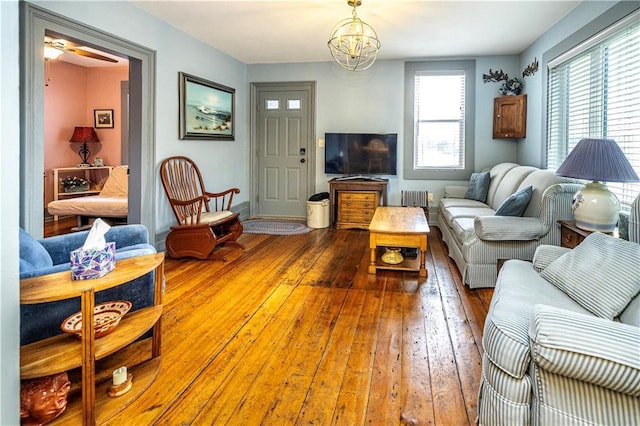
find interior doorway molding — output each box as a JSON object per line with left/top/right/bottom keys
{"left": 20, "top": 3, "right": 156, "bottom": 242}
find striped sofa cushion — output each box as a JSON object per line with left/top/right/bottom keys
{"left": 530, "top": 304, "right": 640, "bottom": 397}
{"left": 483, "top": 260, "right": 588, "bottom": 378}
{"left": 530, "top": 304, "right": 640, "bottom": 424}
{"left": 540, "top": 232, "right": 640, "bottom": 320}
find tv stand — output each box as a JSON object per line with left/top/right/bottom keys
{"left": 329, "top": 178, "right": 388, "bottom": 229}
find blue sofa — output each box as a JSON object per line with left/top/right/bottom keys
{"left": 19, "top": 224, "right": 157, "bottom": 345}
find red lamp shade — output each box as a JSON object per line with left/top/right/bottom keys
{"left": 69, "top": 127, "right": 100, "bottom": 166}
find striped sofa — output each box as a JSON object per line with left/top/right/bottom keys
{"left": 478, "top": 198, "right": 640, "bottom": 425}
{"left": 438, "top": 163, "right": 579, "bottom": 288}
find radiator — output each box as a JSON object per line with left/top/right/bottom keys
{"left": 401, "top": 190, "right": 429, "bottom": 208}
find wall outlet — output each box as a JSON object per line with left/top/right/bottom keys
{"left": 428, "top": 193, "right": 434, "bottom": 202}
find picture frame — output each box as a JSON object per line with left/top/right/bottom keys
{"left": 94, "top": 109, "right": 114, "bottom": 129}
{"left": 179, "top": 72, "right": 235, "bottom": 140}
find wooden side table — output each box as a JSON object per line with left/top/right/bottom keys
{"left": 558, "top": 220, "right": 615, "bottom": 248}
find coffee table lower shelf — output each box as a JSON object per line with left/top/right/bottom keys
{"left": 371, "top": 247, "right": 423, "bottom": 273}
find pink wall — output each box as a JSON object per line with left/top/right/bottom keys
{"left": 44, "top": 60, "right": 128, "bottom": 207}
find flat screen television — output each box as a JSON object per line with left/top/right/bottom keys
{"left": 324, "top": 132, "right": 398, "bottom": 177}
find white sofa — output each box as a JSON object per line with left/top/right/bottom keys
{"left": 477, "top": 197, "right": 640, "bottom": 425}
{"left": 438, "top": 163, "right": 579, "bottom": 288}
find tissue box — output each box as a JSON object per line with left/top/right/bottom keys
{"left": 70, "top": 242, "right": 116, "bottom": 280}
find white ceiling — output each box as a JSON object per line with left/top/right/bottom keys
{"left": 129, "top": 0, "right": 581, "bottom": 64}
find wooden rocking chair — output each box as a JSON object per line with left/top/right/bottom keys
{"left": 160, "top": 156, "right": 244, "bottom": 261}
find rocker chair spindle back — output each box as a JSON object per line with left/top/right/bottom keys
{"left": 160, "top": 156, "right": 244, "bottom": 261}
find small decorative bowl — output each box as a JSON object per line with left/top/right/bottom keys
{"left": 61, "top": 300, "right": 132, "bottom": 339}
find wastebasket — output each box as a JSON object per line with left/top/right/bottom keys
{"left": 307, "top": 193, "right": 330, "bottom": 229}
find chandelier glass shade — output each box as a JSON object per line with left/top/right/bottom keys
{"left": 328, "top": 1, "right": 380, "bottom": 71}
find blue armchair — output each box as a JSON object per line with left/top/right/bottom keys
{"left": 19, "top": 224, "right": 157, "bottom": 345}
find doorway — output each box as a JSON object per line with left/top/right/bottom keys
{"left": 20, "top": 3, "right": 156, "bottom": 242}
{"left": 250, "top": 82, "right": 316, "bottom": 219}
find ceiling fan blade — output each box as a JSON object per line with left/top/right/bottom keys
{"left": 65, "top": 47, "right": 119, "bottom": 63}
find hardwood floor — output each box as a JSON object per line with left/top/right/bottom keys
{"left": 44, "top": 219, "right": 494, "bottom": 425}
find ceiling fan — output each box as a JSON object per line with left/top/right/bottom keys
{"left": 44, "top": 37, "right": 118, "bottom": 63}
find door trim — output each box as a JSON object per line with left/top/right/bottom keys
{"left": 249, "top": 81, "right": 316, "bottom": 218}
{"left": 20, "top": 3, "right": 156, "bottom": 242}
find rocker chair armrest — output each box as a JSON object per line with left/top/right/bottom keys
{"left": 204, "top": 188, "right": 240, "bottom": 211}
{"left": 168, "top": 195, "right": 209, "bottom": 207}
{"left": 204, "top": 187, "right": 240, "bottom": 198}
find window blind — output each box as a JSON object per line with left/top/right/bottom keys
{"left": 547, "top": 11, "right": 640, "bottom": 210}
{"left": 413, "top": 71, "right": 466, "bottom": 170}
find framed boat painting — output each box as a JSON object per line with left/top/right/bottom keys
{"left": 179, "top": 72, "right": 235, "bottom": 140}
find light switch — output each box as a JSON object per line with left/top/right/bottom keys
{"left": 318, "top": 138, "right": 325, "bottom": 148}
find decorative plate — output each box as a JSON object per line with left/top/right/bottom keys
{"left": 61, "top": 300, "right": 132, "bottom": 339}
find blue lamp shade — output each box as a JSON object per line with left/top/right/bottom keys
{"left": 556, "top": 138, "right": 639, "bottom": 232}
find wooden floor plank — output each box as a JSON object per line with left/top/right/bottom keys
{"left": 295, "top": 288, "right": 367, "bottom": 424}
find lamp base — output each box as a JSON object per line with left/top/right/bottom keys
{"left": 572, "top": 181, "right": 620, "bottom": 233}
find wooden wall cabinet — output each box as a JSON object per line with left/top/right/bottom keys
{"left": 493, "top": 94, "right": 527, "bottom": 139}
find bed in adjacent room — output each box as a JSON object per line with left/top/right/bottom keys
{"left": 47, "top": 165, "right": 128, "bottom": 228}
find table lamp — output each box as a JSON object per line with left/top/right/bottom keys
{"left": 555, "top": 138, "right": 639, "bottom": 232}
{"left": 69, "top": 127, "right": 100, "bottom": 167}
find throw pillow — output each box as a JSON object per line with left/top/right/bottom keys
{"left": 494, "top": 186, "right": 533, "bottom": 216}
{"left": 464, "top": 172, "right": 491, "bottom": 202}
{"left": 540, "top": 232, "right": 640, "bottom": 320}
{"left": 19, "top": 228, "right": 53, "bottom": 272}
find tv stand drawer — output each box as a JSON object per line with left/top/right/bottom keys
{"left": 336, "top": 191, "right": 379, "bottom": 229}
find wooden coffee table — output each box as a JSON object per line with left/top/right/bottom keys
{"left": 368, "top": 207, "right": 430, "bottom": 278}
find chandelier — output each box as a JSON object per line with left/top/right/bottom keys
{"left": 328, "top": 0, "right": 381, "bottom": 71}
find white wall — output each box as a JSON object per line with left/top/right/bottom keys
{"left": 249, "top": 55, "right": 520, "bottom": 206}
{"left": 31, "top": 0, "right": 250, "bottom": 235}
{"left": 1, "top": 1, "right": 21, "bottom": 423}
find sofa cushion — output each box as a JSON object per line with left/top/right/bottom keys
{"left": 452, "top": 218, "right": 476, "bottom": 244}
{"left": 19, "top": 228, "right": 53, "bottom": 272}
{"left": 99, "top": 165, "right": 128, "bottom": 197}
{"left": 540, "top": 232, "right": 640, "bottom": 320}
{"left": 465, "top": 172, "right": 491, "bottom": 202}
{"left": 484, "top": 259, "right": 588, "bottom": 379}
{"left": 495, "top": 186, "right": 533, "bottom": 216}
{"left": 490, "top": 167, "right": 537, "bottom": 210}
{"left": 439, "top": 197, "right": 488, "bottom": 210}
{"left": 443, "top": 206, "right": 495, "bottom": 224}
{"left": 620, "top": 293, "right": 640, "bottom": 326}
{"left": 530, "top": 304, "right": 640, "bottom": 398}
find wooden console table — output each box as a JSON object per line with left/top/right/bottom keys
{"left": 329, "top": 178, "right": 388, "bottom": 229}
{"left": 20, "top": 253, "right": 164, "bottom": 425}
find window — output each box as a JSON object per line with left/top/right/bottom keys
{"left": 404, "top": 60, "right": 475, "bottom": 180}
{"left": 547, "top": 11, "right": 640, "bottom": 211}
